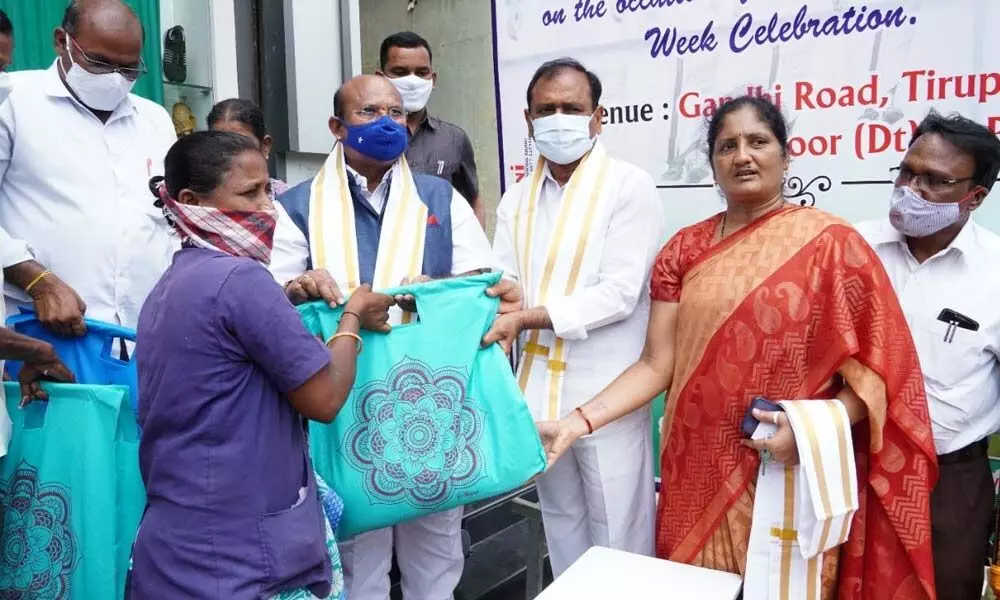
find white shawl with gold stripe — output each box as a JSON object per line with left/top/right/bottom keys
{"left": 744, "top": 400, "right": 859, "bottom": 600}
{"left": 308, "top": 143, "right": 426, "bottom": 323}
{"left": 512, "top": 142, "right": 615, "bottom": 421}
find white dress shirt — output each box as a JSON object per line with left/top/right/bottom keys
{"left": 492, "top": 159, "right": 665, "bottom": 413}
{"left": 270, "top": 162, "right": 491, "bottom": 286}
{"left": 0, "top": 64, "right": 178, "bottom": 328}
{"left": 856, "top": 218, "right": 1000, "bottom": 455}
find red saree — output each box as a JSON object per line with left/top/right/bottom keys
{"left": 652, "top": 206, "right": 937, "bottom": 599}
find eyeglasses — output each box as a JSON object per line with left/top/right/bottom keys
{"left": 68, "top": 36, "right": 147, "bottom": 81}
{"left": 356, "top": 105, "right": 406, "bottom": 119}
{"left": 889, "top": 166, "right": 975, "bottom": 195}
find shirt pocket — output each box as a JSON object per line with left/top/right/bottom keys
{"left": 908, "top": 314, "right": 988, "bottom": 389}
{"left": 257, "top": 486, "right": 327, "bottom": 588}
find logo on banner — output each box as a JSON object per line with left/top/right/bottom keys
{"left": 510, "top": 164, "right": 526, "bottom": 183}
{"left": 508, "top": 137, "right": 538, "bottom": 184}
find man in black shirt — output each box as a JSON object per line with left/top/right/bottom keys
{"left": 377, "top": 31, "right": 484, "bottom": 227}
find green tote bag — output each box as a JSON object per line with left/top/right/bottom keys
{"left": 298, "top": 273, "right": 546, "bottom": 538}
{"left": 0, "top": 383, "right": 144, "bottom": 599}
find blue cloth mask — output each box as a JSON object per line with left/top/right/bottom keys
{"left": 342, "top": 116, "right": 409, "bottom": 162}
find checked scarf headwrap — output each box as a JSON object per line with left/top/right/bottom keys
{"left": 154, "top": 180, "right": 277, "bottom": 265}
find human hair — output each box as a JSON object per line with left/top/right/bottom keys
{"left": 911, "top": 110, "right": 1000, "bottom": 191}
{"left": 62, "top": 0, "right": 141, "bottom": 39}
{"left": 525, "top": 57, "right": 602, "bottom": 111}
{"left": 0, "top": 10, "right": 12, "bottom": 37}
{"left": 379, "top": 31, "right": 432, "bottom": 70}
{"left": 150, "top": 131, "right": 259, "bottom": 201}
{"left": 207, "top": 99, "right": 267, "bottom": 143}
{"left": 333, "top": 88, "right": 343, "bottom": 118}
{"left": 706, "top": 95, "right": 789, "bottom": 167}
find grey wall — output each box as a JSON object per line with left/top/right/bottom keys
{"left": 360, "top": 0, "right": 501, "bottom": 236}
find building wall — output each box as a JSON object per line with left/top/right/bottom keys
{"left": 359, "top": 0, "right": 501, "bottom": 236}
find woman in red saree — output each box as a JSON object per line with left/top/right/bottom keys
{"left": 538, "top": 96, "right": 937, "bottom": 599}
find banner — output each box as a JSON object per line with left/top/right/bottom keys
{"left": 491, "top": 0, "right": 1000, "bottom": 238}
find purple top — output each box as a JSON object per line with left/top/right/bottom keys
{"left": 129, "top": 248, "right": 332, "bottom": 599}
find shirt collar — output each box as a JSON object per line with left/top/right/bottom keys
{"left": 43, "top": 60, "right": 137, "bottom": 117}
{"left": 868, "top": 217, "right": 979, "bottom": 257}
{"left": 345, "top": 162, "right": 392, "bottom": 195}
{"left": 416, "top": 112, "right": 436, "bottom": 132}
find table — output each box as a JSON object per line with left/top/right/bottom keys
{"left": 537, "top": 546, "right": 743, "bottom": 600}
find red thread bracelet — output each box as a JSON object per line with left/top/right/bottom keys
{"left": 575, "top": 407, "right": 594, "bottom": 435}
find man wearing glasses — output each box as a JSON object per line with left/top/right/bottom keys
{"left": 0, "top": 0, "right": 177, "bottom": 333}
{"left": 856, "top": 111, "right": 1000, "bottom": 600}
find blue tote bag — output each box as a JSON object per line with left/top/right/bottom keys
{"left": 0, "top": 382, "right": 144, "bottom": 599}
{"left": 298, "top": 273, "right": 546, "bottom": 538}
{"left": 6, "top": 308, "right": 139, "bottom": 413}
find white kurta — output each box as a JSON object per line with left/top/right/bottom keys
{"left": 0, "top": 64, "right": 178, "bottom": 328}
{"left": 492, "top": 152, "right": 665, "bottom": 576}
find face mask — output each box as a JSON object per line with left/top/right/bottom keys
{"left": 59, "top": 37, "right": 135, "bottom": 111}
{"left": 388, "top": 74, "right": 433, "bottom": 112}
{"left": 532, "top": 113, "right": 596, "bottom": 165}
{"left": 889, "top": 185, "right": 976, "bottom": 238}
{"left": 342, "top": 115, "right": 409, "bottom": 162}
{"left": 154, "top": 180, "right": 277, "bottom": 265}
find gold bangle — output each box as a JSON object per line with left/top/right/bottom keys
{"left": 24, "top": 270, "right": 52, "bottom": 294}
{"left": 326, "top": 331, "right": 363, "bottom": 355}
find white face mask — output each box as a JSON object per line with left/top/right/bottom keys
{"left": 531, "top": 113, "right": 596, "bottom": 165}
{"left": 889, "top": 185, "right": 972, "bottom": 237}
{"left": 59, "top": 37, "right": 135, "bottom": 111}
{"left": 388, "top": 74, "right": 434, "bottom": 112}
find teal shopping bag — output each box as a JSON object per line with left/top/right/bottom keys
{"left": 299, "top": 272, "right": 546, "bottom": 538}
{"left": 0, "top": 383, "right": 144, "bottom": 599}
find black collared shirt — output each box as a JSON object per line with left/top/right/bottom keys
{"left": 405, "top": 113, "right": 479, "bottom": 204}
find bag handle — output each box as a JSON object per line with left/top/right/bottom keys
{"left": 7, "top": 306, "right": 138, "bottom": 366}
{"left": 377, "top": 272, "right": 502, "bottom": 335}
{"left": 11, "top": 382, "right": 137, "bottom": 441}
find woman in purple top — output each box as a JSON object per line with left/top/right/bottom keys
{"left": 129, "top": 131, "right": 394, "bottom": 599}
{"left": 208, "top": 98, "right": 290, "bottom": 200}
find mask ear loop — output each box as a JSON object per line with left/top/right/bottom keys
{"left": 149, "top": 177, "right": 180, "bottom": 231}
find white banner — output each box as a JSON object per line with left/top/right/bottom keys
{"left": 491, "top": 0, "right": 1000, "bottom": 238}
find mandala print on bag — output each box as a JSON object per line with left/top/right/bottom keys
{"left": 0, "top": 461, "right": 79, "bottom": 598}
{"left": 345, "top": 358, "right": 485, "bottom": 508}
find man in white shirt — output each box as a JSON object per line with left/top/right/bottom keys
{"left": 856, "top": 111, "right": 1000, "bottom": 600}
{"left": 270, "top": 74, "right": 492, "bottom": 600}
{"left": 483, "top": 58, "right": 665, "bottom": 577}
{"left": 0, "top": 0, "right": 177, "bottom": 331}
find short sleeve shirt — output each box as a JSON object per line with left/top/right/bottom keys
{"left": 405, "top": 114, "right": 479, "bottom": 204}
{"left": 136, "top": 248, "right": 331, "bottom": 516}
{"left": 650, "top": 214, "right": 721, "bottom": 302}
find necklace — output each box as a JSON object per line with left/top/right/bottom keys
{"left": 720, "top": 213, "right": 727, "bottom": 239}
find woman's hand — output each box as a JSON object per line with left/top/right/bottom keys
{"left": 285, "top": 270, "right": 344, "bottom": 307}
{"left": 17, "top": 346, "right": 75, "bottom": 407}
{"left": 742, "top": 409, "right": 800, "bottom": 466}
{"left": 343, "top": 284, "right": 395, "bottom": 333}
{"left": 537, "top": 411, "right": 591, "bottom": 468}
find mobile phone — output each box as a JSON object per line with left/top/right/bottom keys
{"left": 741, "top": 397, "right": 783, "bottom": 439}
{"left": 937, "top": 308, "right": 979, "bottom": 332}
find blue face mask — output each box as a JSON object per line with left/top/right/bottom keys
{"left": 342, "top": 115, "right": 409, "bottom": 162}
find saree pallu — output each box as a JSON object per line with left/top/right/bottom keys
{"left": 656, "top": 207, "right": 938, "bottom": 599}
